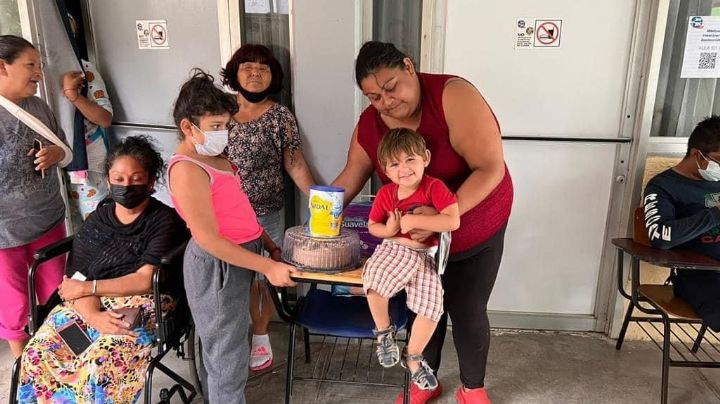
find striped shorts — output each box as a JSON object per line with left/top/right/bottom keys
{"left": 362, "top": 240, "right": 444, "bottom": 322}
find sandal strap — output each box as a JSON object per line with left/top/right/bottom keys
{"left": 405, "top": 353, "right": 425, "bottom": 362}
{"left": 373, "top": 324, "right": 396, "bottom": 337}
{"left": 409, "top": 360, "right": 437, "bottom": 388}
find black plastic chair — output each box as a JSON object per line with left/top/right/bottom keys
{"left": 8, "top": 236, "right": 200, "bottom": 404}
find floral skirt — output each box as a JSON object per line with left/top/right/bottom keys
{"left": 17, "top": 295, "right": 157, "bottom": 404}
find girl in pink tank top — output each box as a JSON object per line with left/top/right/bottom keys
{"left": 167, "top": 71, "right": 299, "bottom": 402}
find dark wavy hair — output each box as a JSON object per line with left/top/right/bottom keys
{"left": 220, "top": 44, "right": 283, "bottom": 94}
{"left": 355, "top": 41, "right": 407, "bottom": 87}
{"left": 104, "top": 135, "right": 165, "bottom": 188}
{"left": 173, "top": 69, "right": 239, "bottom": 138}
{"left": 0, "top": 35, "right": 34, "bottom": 63}
{"left": 688, "top": 115, "right": 720, "bottom": 156}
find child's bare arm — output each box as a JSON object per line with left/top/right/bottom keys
{"left": 368, "top": 209, "right": 401, "bottom": 238}
{"left": 400, "top": 203, "right": 460, "bottom": 234}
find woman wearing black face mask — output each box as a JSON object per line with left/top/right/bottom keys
{"left": 220, "top": 44, "right": 317, "bottom": 371}
{"left": 16, "top": 135, "right": 188, "bottom": 402}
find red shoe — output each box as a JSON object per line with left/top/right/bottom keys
{"left": 394, "top": 382, "right": 443, "bottom": 404}
{"left": 456, "top": 386, "right": 491, "bottom": 404}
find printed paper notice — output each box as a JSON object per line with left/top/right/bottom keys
{"left": 136, "top": 20, "right": 169, "bottom": 50}
{"left": 515, "top": 18, "right": 562, "bottom": 49}
{"left": 681, "top": 16, "right": 720, "bottom": 78}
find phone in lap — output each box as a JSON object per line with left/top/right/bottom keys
{"left": 57, "top": 320, "right": 92, "bottom": 356}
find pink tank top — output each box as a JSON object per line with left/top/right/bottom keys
{"left": 168, "top": 154, "right": 263, "bottom": 245}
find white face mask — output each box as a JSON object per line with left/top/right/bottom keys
{"left": 191, "top": 123, "right": 228, "bottom": 156}
{"left": 698, "top": 152, "right": 720, "bottom": 181}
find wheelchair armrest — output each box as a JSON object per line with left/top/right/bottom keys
{"left": 28, "top": 236, "right": 74, "bottom": 335}
{"left": 154, "top": 240, "right": 190, "bottom": 350}
{"left": 152, "top": 266, "right": 168, "bottom": 348}
{"left": 32, "top": 235, "right": 74, "bottom": 263}
{"left": 160, "top": 241, "right": 189, "bottom": 265}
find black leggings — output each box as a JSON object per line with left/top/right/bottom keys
{"left": 411, "top": 224, "right": 506, "bottom": 389}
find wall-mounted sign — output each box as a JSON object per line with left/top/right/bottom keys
{"left": 681, "top": 16, "right": 720, "bottom": 78}
{"left": 515, "top": 18, "right": 563, "bottom": 49}
{"left": 136, "top": 20, "right": 169, "bottom": 50}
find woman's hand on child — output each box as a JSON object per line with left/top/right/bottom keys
{"left": 407, "top": 206, "right": 438, "bottom": 242}
{"left": 265, "top": 261, "right": 299, "bottom": 287}
{"left": 400, "top": 214, "right": 416, "bottom": 234}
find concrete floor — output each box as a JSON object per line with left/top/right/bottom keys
{"left": 1, "top": 324, "right": 719, "bottom": 403}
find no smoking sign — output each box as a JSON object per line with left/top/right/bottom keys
{"left": 136, "top": 20, "right": 169, "bottom": 50}
{"left": 515, "top": 18, "right": 562, "bottom": 49}
{"left": 535, "top": 20, "right": 562, "bottom": 47}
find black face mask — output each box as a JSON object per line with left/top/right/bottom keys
{"left": 238, "top": 84, "right": 272, "bottom": 104}
{"left": 110, "top": 184, "right": 149, "bottom": 209}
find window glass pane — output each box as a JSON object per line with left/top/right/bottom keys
{"left": 0, "top": 0, "right": 22, "bottom": 36}
{"left": 652, "top": 0, "right": 720, "bottom": 137}
{"left": 241, "top": 0, "right": 292, "bottom": 108}
{"left": 372, "top": 0, "right": 422, "bottom": 64}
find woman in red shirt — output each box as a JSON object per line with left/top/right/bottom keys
{"left": 332, "top": 41, "right": 513, "bottom": 404}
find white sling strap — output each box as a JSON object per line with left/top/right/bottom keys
{"left": 0, "top": 94, "right": 73, "bottom": 167}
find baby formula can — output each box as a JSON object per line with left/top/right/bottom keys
{"left": 308, "top": 185, "right": 345, "bottom": 237}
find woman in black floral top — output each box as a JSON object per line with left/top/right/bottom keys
{"left": 221, "top": 44, "right": 316, "bottom": 371}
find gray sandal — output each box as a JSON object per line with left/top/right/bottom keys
{"left": 402, "top": 352, "right": 439, "bottom": 391}
{"left": 373, "top": 325, "right": 400, "bottom": 368}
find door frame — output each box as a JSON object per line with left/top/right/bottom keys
{"left": 606, "top": 0, "right": 675, "bottom": 337}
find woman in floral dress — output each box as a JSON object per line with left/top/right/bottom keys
{"left": 220, "top": 44, "right": 316, "bottom": 371}
{"left": 17, "top": 136, "right": 187, "bottom": 403}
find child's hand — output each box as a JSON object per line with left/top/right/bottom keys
{"left": 400, "top": 213, "right": 416, "bottom": 234}
{"left": 386, "top": 209, "right": 401, "bottom": 237}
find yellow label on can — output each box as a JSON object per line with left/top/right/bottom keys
{"left": 308, "top": 186, "right": 344, "bottom": 237}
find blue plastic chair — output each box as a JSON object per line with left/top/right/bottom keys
{"left": 269, "top": 232, "right": 451, "bottom": 404}
{"left": 269, "top": 285, "right": 409, "bottom": 404}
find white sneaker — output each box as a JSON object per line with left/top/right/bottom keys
{"left": 249, "top": 334, "right": 273, "bottom": 371}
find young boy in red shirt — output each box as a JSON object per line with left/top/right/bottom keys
{"left": 363, "top": 128, "right": 460, "bottom": 392}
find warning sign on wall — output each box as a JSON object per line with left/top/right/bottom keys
{"left": 136, "top": 20, "right": 169, "bottom": 50}
{"left": 515, "top": 18, "right": 563, "bottom": 49}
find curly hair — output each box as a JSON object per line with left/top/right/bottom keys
{"left": 104, "top": 135, "right": 166, "bottom": 188}
{"left": 172, "top": 69, "right": 239, "bottom": 138}
{"left": 220, "top": 43, "right": 283, "bottom": 94}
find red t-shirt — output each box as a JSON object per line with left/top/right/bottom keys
{"left": 369, "top": 175, "right": 457, "bottom": 246}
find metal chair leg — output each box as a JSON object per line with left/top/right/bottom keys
{"left": 660, "top": 318, "right": 671, "bottom": 404}
{"left": 616, "top": 303, "right": 634, "bottom": 350}
{"left": 286, "top": 323, "right": 297, "bottom": 404}
{"left": 692, "top": 324, "right": 708, "bottom": 353}
{"left": 402, "top": 369, "right": 410, "bottom": 404}
{"left": 303, "top": 327, "right": 311, "bottom": 363}
{"left": 8, "top": 357, "right": 20, "bottom": 404}
{"left": 144, "top": 355, "right": 158, "bottom": 404}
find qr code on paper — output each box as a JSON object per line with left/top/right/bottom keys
{"left": 699, "top": 52, "right": 717, "bottom": 69}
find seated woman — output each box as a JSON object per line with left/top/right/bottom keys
{"left": 17, "top": 136, "right": 188, "bottom": 403}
